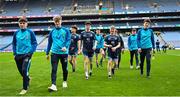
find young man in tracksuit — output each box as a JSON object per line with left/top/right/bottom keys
{"left": 46, "top": 16, "right": 71, "bottom": 91}
{"left": 95, "top": 28, "right": 104, "bottom": 67}
{"left": 128, "top": 29, "right": 139, "bottom": 69}
{"left": 115, "top": 29, "right": 124, "bottom": 69}
{"left": 80, "top": 21, "right": 97, "bottom": 80}
{"left": 137, "top": 19, "right": 155, "bottom": 78}
{"left": 12, "top": 17, "right": 37, "bottom": 95}
{"left": 69, "top": 25, "right": 81, "bottom": 72}
{"left": 156, "top": 39, "right": 160, "bottom": 52}
{"left": 104, "top": 26, "right": 120, "bottom": 78}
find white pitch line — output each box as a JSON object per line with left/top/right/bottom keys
{"left": 166, "top": 54, "right": 180, "bottom": 56}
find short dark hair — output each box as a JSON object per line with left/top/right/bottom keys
{"left": 132, "top": 28, "right": 136, "bottom": 31}
{"left": 18, "top": 17, "right": 28, "bottom": 22}
{"left": 85, "top": 21, "right": 91, "bottom": 25}
{"left": 143, "top": 19, "right": 151, "bottom": 23}
{"left": 71, "top": 25, "right": 78, "bottom": 30}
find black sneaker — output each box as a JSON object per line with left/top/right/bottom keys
{"left": 99, "top": 59, "right": 103, "bottom": 66}
{"left": 147, "top": 75, "right": 151, "bottom": 79}
{"left": 89, "top": 72, "right": 92, "bottom": 76}
{"left": 85, "top": 76, "right": 89, "bottom": 80}
{"left": 147, "top": 73, "right": 150, "bottom": 78}
{"left": 108, "top": 75, "right": 112, "bottom": 79}
{"left": 141, "top": 71, "right": 143, "bottom": 76}
{"left": 99, "top": 61, "right": 103, "bottom": 67}
{"left": 140, "top": 73, "right": 143, "bottom": 77}
{"left": 72, "top": 68, "right": 75, "bottom": 72}
{"left": 96, "top": 62, "right": 99, "bottom": 68}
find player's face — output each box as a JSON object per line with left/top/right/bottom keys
{"left": 19, "top": 22, "right": 27, "bottom": 29}
{"left": 85, "top": 24, "right": 91, "bottom": 30}
{"left": 143, "top": 22, "right": 150, "bottom": 28}
{"left": 71, "top": 28, "right": 77, "bottom": 33}
{"left": 132, "top": 30, "right": 136, "bottom": 34}
{"left": 110, "top": 27, "right": 115, "bottom": 34}
{"left": 96, "top": 29, "right": 100, "bottom": 34}
{"left": 54, "top": 20, "right": 62, "bottom": 28}
{"left": 115, "top": 29, "right": 118, "bottom": 34}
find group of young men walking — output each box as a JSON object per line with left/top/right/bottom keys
{"left": 12, "top": 16, "right": 155, "bottom": 94}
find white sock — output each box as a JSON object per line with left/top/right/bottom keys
{"left": 108, "top": 72, "right": 111, "bottom": 76}
{"left": 85, "top": 72, "right": 88, "bottom": 77}
{"left": 63, "top": 81, "right": 67, "bottom": 83}
{"left": 90, "top": 70, "right": 92, "bottom": 73}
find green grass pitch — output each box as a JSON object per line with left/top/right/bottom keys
{"left": 0, "top": 50, "right": 180, "bottom": 96}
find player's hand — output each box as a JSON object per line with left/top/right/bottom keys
{"left": 138, "top": 48, "right": 142, "bottom": 53}
{"left": 71, "top": 47, "right": 74, "bottom": 50}
{"left": 151, "top": 51, "right": 155, "bottom": 60}
{"left": 121, "top": 48, "right": 125, "bottom": 54}
{"left": 151, "top": 49, "right": 155, "bottom": 54}
{"left": 111, "top": 47, "right": 116, "bottom": 52}
{"left": 61, "top": 47, "right": 67, "bottom": 52}
{"left": 108, "top": 45, "right": 112, "bottom": 48}
{"left": 93, "top": 47, "right": 96, "bottom": 50}
{"left": 46, "top": 55, "right": 49, "bottom": 60}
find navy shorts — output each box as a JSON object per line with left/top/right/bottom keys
{"left": 108, "top": 52, "right": 118, "bottom": 60}
{"left": 95, "top": 48, "right": 101, "bottom": 54}
{"left": 83, "top": 51, "right": 94, "bottom": 58}
{"left": 69, "top": 51, "right": 78, "bottom": 56}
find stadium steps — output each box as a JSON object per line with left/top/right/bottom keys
{"left": 157, "top": 34, "right": 167, "bottom": 45}
{"left": 36, "top": 34, "right": 49, "bottom": 50}
{"left": 38, "top": 34, "right": 48, "bottom": 45}
{"left": 0, "top": 43, "right": 12, "bottom": 51}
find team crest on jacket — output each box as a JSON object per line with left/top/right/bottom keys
{"left": 73, "top": 35, "right": 76, "bottom": 38}
{"left": 90, "top": 33, "right": 93, "bottom": 37}
{"left": 111, "top": 41, "right": 115, "bottom": 45}
{"left": 83, "top": 34, "right": 86, "bottom": 37}
{"left": 87, "top": 38, "right": 90, "bottom": 42}
{"left": 25, "top": 35, "right": 29, "bottom": 40}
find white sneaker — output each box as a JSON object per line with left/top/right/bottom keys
{"left": 62, "top": 81, "right": 68, "bottom": 88}
{"left": 85, "top": 76, "right": 89, "bottom": 80}
{"left": 85, "top": 72, "right": 89, "bottom": 80}
{"left": 130, "top": 65, "right": 134, "bottom": 69}
{"left": 48, "top": 84, "right": 57, "bottom": 91}
{"left": 19, "top": 89, "right": 27, "bottom": 95}
{"left": 136, "top": 65, "right": 140, "bottom": 69}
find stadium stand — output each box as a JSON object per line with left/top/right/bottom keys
{"left": 161, "top": 32, "right": 180, "bottom": 48}
{"left": 0, "top": 0, "right": 180, "bottom": 51}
